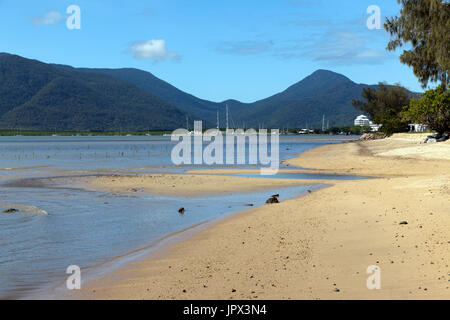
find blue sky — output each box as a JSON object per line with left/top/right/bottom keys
{"left": 0, "top": 0, "right": 427, "bottom": 102}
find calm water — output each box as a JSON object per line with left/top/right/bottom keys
{"left": 0, "top": 135, "right": 358, "bottom": 299}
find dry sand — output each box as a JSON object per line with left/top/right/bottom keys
{"left": 67, "top": 134, "right": 449, "bottom": 300}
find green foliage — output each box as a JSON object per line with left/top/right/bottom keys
{"left": 385, "top": 0, "right": 449, "bottom": 89}
{"left": 0, "top": 54, "right": 186, "bottom": 131}
{"left": 326, "top": 125, "right": 372, "bottom": 135}
{"left": 348, "top": 126, "right": 372, "bottom": 135}
{"left": 352, "top": 83, "right": 410, "bottom": 135}
{"left": 402, "top": 85, "right": 450, "bottom": 134}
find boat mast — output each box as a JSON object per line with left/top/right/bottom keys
{"left": 217, "top": 108, "right": 220, "bottom": 130}
{"left": 226, "top": 104, "right": 229, "bottom": 131}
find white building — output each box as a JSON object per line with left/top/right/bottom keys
{"left": 408, "top": 123, "right": 428, "bottom": 133}
{"left": 354, "top": 115, "right": 381, "bottom": 132}
{"left": 354, "top": 115, "right": 371, "bottom": 126}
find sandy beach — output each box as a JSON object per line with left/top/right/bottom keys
{"left": 66, "top": 134, "right": 450, "bottom": 300}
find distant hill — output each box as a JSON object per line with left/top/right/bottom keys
{"left": 67, "top": 66, "right": 375, "bottom": 128}
{"left": 0, "top": 53, "right": 186, "bottom": 131}
{"left": 66, "top": 67, "right": 221, "bottom": 127}
{"left": 1, "top": 53, "right": 393, "bottom": 131}
{"left": 235, "top": 70, "right": 374, "bottom": 128}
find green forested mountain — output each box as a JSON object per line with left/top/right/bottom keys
{"left": 234, "top": 70, "right": 374, "bottom": 128}
{"left": 68, "top": 66, "right": 376, "bottom": 128}
{"left": 1, "top": 53, "right": 389, "bottom": 131}
{"left": 0, "top": 53, "right": 186, "bottom": 131}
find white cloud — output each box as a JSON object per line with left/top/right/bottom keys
{"left": 32, "top": 10, "right": 63, "bottom": 26}
{"left": 273, "top": 30, "right": 390, "bottom": 65}
{"left": 127, "top": 40, "right": 179, "bottom": 61}
{"left": 304, "top": 31, "right": 388, "bottom": 65}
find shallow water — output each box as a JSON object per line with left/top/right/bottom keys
{"left": 0, "top": 135, "right": 359, "bottom": 299}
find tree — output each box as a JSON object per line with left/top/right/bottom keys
{"left": 385, "top": 0, "right": 449, "bottom": 90}
{"left": 402, "top": 85, "right": 449, "bottom": 134}
{"left": 352, "top": 83, "right": 411, "bottom": 135}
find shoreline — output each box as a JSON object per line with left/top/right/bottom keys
{"left": 1, "top": 136, "right": 350, "bottom": 300}
{"left": 46, "top": 184, "right": 324, "bottom": 300}
{"left": 54, "top": 135, "right": 450, "bottom": 299}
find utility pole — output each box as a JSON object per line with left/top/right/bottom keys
{"left": 322, "top": 115, "right": 325, "bottom": 132}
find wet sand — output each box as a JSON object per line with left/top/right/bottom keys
{"left": 79, "top": 173, "right": 333, "bottom": 197}
{"left": 66, "top": 134, "right": 450, "bottom": 299}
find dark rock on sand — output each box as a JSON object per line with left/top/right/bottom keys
{"left": 3, "top": 208, "right": 19, "bottom": 213}
{"left": 266, "top": 196, "right": 279, "bottom": 204}
{"left": 399, "top": 221, "right": 408, "bottom": 225}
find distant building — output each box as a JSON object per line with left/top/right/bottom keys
{"left": 354, "top": 115, "right": 371, "bottom": 126}
{"left": 354, "top": 115, "right": 381, "bottom": 132}
{"left": 408, "top": 123, "right": 428, "bottom": 133}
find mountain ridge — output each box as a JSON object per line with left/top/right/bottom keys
{"left": 0, "top": 53, "right": 187, "bottom": 131}
{"left": 58, "top": 63, "right": 372, "bottom": 128}
{"left": 1, "top": 53, "right": 389, "bottom": 130}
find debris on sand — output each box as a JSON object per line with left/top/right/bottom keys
{"left": 359, "top": 133, "right": 388, "bottom": 141}
{"left": 3, "top": 208, "right": 19, "bottom": 213}
{"left": 0, "top": 202, "right": 48, "bottom": 215}
{"left": 266, "top": 195, "right": 280, "bottom": 204}
{"left": 424, "top": 133, "right": 449, "bottom": 143}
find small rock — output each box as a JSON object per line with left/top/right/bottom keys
{"left": 3, "top": 208, "right": 18, "bottom": 213}
{"left": 231, "top": 289, "right": 236, "bottom": 293}
{"left": 334, "top": 288, "right": 340, "bottom": 292}
{"left": 266, "top": 197, "right": 279, "bottom": 204}
{"left": 399, "top": 221, "right": 408, "bottom": 225}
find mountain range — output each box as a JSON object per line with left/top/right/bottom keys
{"left": 0, "top": 53, "right": 378, "bottom": 131}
